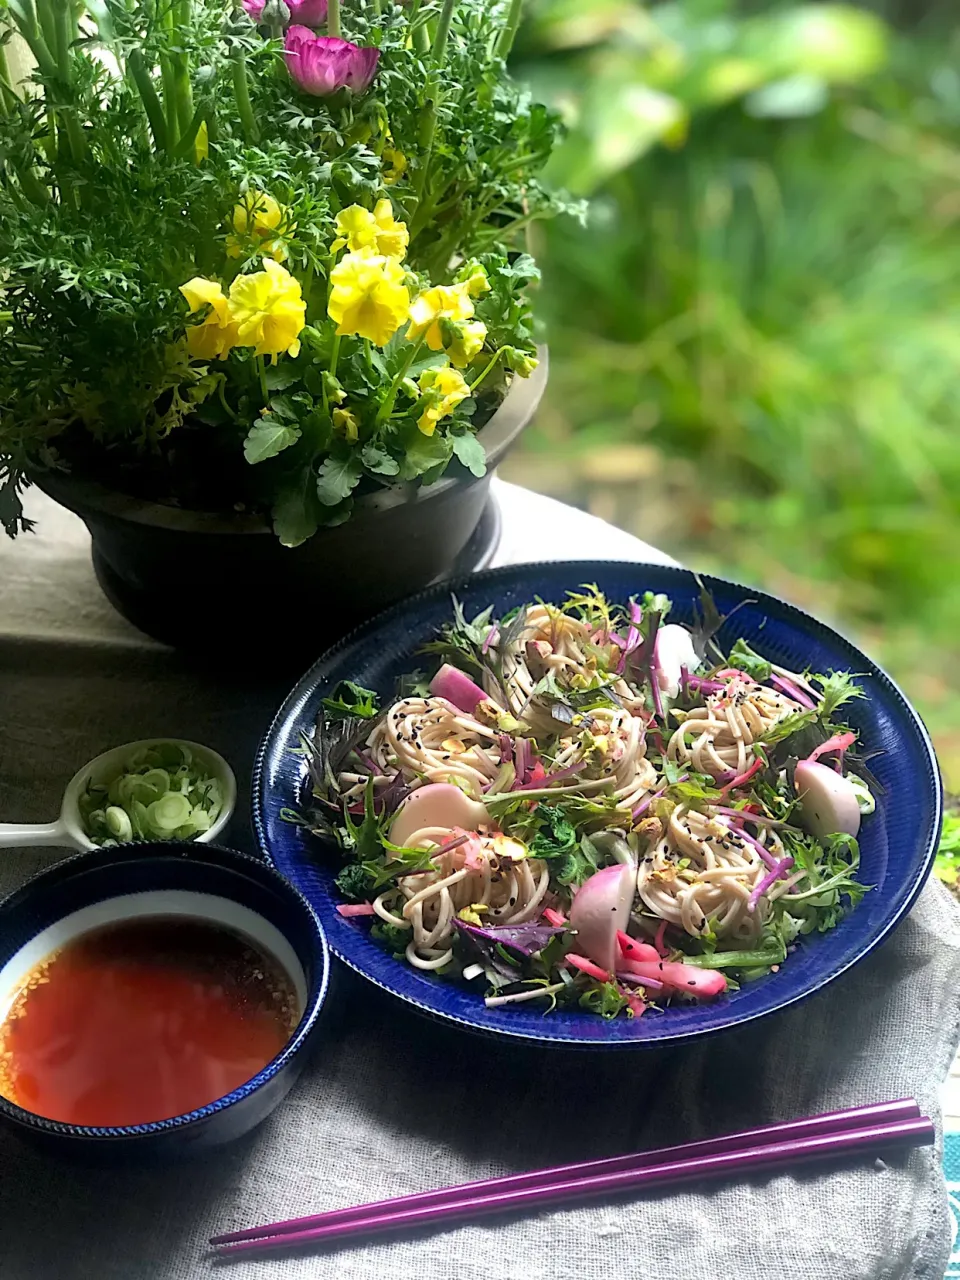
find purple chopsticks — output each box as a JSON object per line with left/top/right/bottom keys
{"left": 211, "top": 1099, "right": 932, "bottom": 1258}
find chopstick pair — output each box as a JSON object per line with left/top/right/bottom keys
{"left": 211, "top": 1098, "right": 933, "bottom": 1259}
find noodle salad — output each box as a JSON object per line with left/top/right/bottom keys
{"left": 297, "top": 587, "right": 875, "bottom": 1019}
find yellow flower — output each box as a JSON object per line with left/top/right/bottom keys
{"left": 179, "top": 276, "right": 239, "bottom": 361}
{"left": 227, "top": 191, "right": 294, "bottom": 262}
{"left": 455, "top": 259, "right": 491, "bottom": 298}
{"left": 332, "top": 205, "right": 378, "bottom": 255}
{"left": 227, "top": 259, "right": 306, "bottom": 360}
{"left": 446, "top": 319, "right": 487, "bottom": 369}
{"left": 372, "top": 198, "right": 408, "bottom": 260}
{"left": 381, "top": 146, "right": 407, "bottom": 185}
{"left": 327, "top": 250, "right": 410, "bottom": 347}
{"left": 332, "top": 407, "right": 359, "bottom": 442}
{"left": 417, "top": 366, "right": 470, "bottom": 436}
{"left": 511, "top": 350, "right": 540, "bottom": 378}
{"left": 408, "top": 284, "right": 474, "bottom": 351}
{"left": 333, "top": 200, "right": 409, "bottom": 261}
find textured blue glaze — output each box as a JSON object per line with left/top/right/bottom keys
{"left": 254, "top": 561, "right": 942, "bottom": 1048}
{"left": 0, "top": 842, "right": 330, "bottom": 1153}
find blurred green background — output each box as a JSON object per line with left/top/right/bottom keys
{"left": 501, "top": 0, "right": 960, "bottom": 788}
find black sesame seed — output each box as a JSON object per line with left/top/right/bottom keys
{"left": 687, "top": 980, "right": 697, "bottom": 988}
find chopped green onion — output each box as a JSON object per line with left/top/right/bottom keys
{"left": 146, "top": 792, "right": 192, "bottom": 833}
{"left": 105, "top": 806, "right": 134, "bottom": 841}
{"left": 79, "top": 744, "right": 224, "bottom": 846}
{"left": 140, "top": 768, "right": 171, "bottom": 799}
{"left": 190, "top": 807, "right": 212, "bottom": 833}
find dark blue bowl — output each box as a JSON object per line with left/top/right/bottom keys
{"left": 0, "top": 842, "right": 329, "bottom": 1153}
{"left": 254, "top": 561, "right": 942, "bottom": 1048}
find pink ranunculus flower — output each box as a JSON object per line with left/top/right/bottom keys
{"left": 287, "top": 0, "right": 328, "bottom": 25}
{"left": 283, "top": 25, "right": 380, "bottom": 96}
{"left": 242, "top": 0, "right": 266, "bottom": 20}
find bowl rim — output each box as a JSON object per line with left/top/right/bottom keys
{"left": 252, "top": 558, "right": 944, "bottom": 1048}
{"left": 0, "top": 841, "right": 330, "bottom": 1138}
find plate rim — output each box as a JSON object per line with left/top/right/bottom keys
{"left": 252, "top": 558, "right": 944, "bottom": 1048}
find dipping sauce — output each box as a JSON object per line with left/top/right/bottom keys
{"left": 0, "top": 917, "right": 300, "bottom": 1127}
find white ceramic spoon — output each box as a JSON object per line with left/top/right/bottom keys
{"left": 0, "top": 738, "right": 237, "bottom": 852}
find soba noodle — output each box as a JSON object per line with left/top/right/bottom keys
{"left": 319, "top": 588, "right": 869, "bottom": 1016}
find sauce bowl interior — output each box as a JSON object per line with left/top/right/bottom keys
{"left": 0, "top": 842, "right": 328, "bottom": 1153}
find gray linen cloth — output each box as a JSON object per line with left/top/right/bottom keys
{"left": 0, "top": 482, "right": 957, "bottom": 1280}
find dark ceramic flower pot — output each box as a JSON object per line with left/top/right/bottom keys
{"left": 36, "top": 351, "right": 547, "bottom": 654}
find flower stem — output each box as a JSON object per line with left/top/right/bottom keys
{"left": 495, "top": 0, "right": 524, "bottom": 61}
{"left": 0, "top": 42, "right": 18, "bottom": 116}
{"left": 327, "top": 0, "right": 341, "bottom": 38}
{"left": 159, "top": 1, "right": 180, "bottom": 149}
{"left": 8, "top": 0, "right": 58, "bottom": 80}
{"left": 217, "top": 378, "right": 237, "bottom": 421}
{"left": 322, "top": 332, "right": 342, "bottom": 416}
{"left": 376, "top": 336, "right": 423, "bottom": 424}
{"left": 129, "top": 48, "right": 168, "bottom": 152}
{"left": 413, "top": 0, "right": 455, "bottom": 204}
{"left": 35, "top": 0, "right": 57, "bottom": 65}
{"left": 171, "top": 0, "right": 195, "bottom": 139}
{"left": 231, "top": 55, "right": 259, "bottom": 144}
{"left": 257, "top": 357, "right": 270, "bottom": 405}
{"left": 468, "top": 348, "right": 503, "bottom": 394}
{"left": 431, "top": 0, "right": 455, "bottom": 65}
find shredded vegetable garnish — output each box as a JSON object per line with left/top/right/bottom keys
{"left": 298, "top": 586, "right": 873, "bottom": 1019}
{"left": 80, "top": 743, "right": 223, "bottom": 845}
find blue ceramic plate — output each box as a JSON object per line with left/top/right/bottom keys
{"left": 253, "top": 561, "right": 942, "bottom": 1047}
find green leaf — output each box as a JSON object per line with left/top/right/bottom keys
{"left": 265, "top": 365, "right": 302, "bottom": 392}
{"left": 752, "top": 5, "right": 889, "bottom": 83}
{"left": 813, "top": 671, "right": 867, "bottom": 721}
{"left": 244, "top": 418, "right": 300, "bottom": 465}
{"left": 729, "top": 638, "right": 773, "bottom": 682}
{"left": 361, "top": 443, "right": 400, "bottom": 476}
{"left": 935, "top": 811, "right": 960, "bottom": 888}
{"left": 578, "top": 980, "right": 630, "bottom": 1019}
{"left": 760, "top": 709, "right": 818, "bottom": 746}
{"left": 268, "top": 394, "right": 306, "bottom": 422}
{"left": 322, "top": 680, "right": 381, "bottom": 720}
{"left": 451, "top": 432, "right": 487, "bottom": 478}
{"left": 397, "top": 668, "right": 431, "bottom": 698}
{"left": 317, "top": 452, "right": 364, "bottom": 505}
{"left": 525, "top": 805, "right": 600, "bottom": 886}
{"left": 343, "top": 779, "right": 388, "bottom": 864}
{"left": 271, "top": 469, "right": 319, "bottom": 548}
{"left": 335, "top": 861, "right": 374, "bottom": 901}
{"left": 316, "top": 498, "right": 355, "bottom": 526}
{"left": 371, "top": 919, "right": 412, "bottom": 955}
{"left": 546, "top": 79, "right": 686, "bottom": 195}
{"left": 745, "top": 74, "right": 829, "bottom": 119}
{"left": 400, "top": 432, "right": 454, "bottom": 480}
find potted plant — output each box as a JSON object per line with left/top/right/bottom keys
{"left": 0, "top": 0, "right": 572, "bottom": 647}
